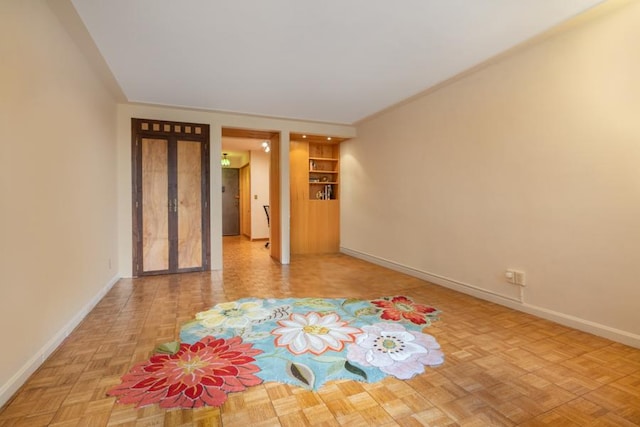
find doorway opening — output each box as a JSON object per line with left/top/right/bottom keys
{"left": 221, "top": 128, "right": 280, "bottom": 262}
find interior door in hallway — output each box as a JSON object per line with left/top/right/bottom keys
{"left": 132, "top": 119, "right": 210, "bottom": 276}
{"left": 222, "top": 168, "right": 239, "bottom": 236}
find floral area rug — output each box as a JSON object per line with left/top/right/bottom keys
{"left": 107, "top": 296, "right": 444, "bottom": 409}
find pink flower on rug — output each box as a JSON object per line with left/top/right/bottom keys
{"left": 108, "top": 336, "right": 263, "bottom": 408}
{"left": 272, "top": 312, "right": 362, "bottom": 355}
{"left": 346, "top": 322, "right": 444, "bottom": 380}
{"left": 371, "top": 296, "right": 438, "bottom": 325}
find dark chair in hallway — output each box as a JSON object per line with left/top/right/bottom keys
{"left": 263, "top": 205, "right": 270, "bottom": 248}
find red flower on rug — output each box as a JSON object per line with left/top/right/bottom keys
{"left": 371, "top": 296, "right": 438, "bottom": 325}
{"left": 108, "top": 336, "right": 263, "bottom": 408}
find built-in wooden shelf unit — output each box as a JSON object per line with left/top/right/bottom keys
{"left": 290, "top": 133, "right": 348, "bottom": 254}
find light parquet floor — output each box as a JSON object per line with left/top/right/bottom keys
{"left": 1, "top": 236, "right": 640, "bottom": 426}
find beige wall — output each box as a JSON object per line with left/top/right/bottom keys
{"left": 341, "top": 1, "right": 640, "bottom": 346}
{"left": 250, "top": 150, "right": 271, "bottom": 240}
{"left": 0, "top": 0, "right": 118, "bottom": 405}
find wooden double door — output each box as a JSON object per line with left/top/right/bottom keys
{"left": 132, "top": 119, "right": 210, "bottom": 276}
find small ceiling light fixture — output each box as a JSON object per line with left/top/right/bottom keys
{"left": 262, "top": 141, "right": 270, "bottom": 153}
{"left": 327, "top": 137, "right": 332, "bottom": 141}
{"left": 221, "top": 153, "right": 231, "bottom": 167}
{"left": 302, "top": 135, "right": 307, "bottom": 139}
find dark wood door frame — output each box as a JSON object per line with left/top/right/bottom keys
{"left": 131, "top": 118, "right": 211, "bottom": 276}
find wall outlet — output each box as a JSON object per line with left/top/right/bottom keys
{"left": 505, "top": 269, "right": 525, "bottom": 286}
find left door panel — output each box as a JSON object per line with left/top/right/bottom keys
{"left": 141, "top": 138, "right": 170, "bottom": 271}
{"left": 132, "top": 119, "right": 210, "bottom": 276}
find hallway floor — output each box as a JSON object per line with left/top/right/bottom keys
{"left": 1, "top": 236, "right": 639, "bottom": 426}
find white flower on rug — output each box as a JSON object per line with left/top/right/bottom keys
{"left": 346, "top": 322, "right": 444, "bottom": 380}
{"left": 272, "top": 312, "right": 362, "bottom": 355}
{"left": 196, "top": 300, "right": 272, "bottom": 329}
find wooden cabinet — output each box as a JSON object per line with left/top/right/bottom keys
{"left": 290, "top": 137, "right": 341, "bottom": 255}
{"left": 309, "top": 143, "right": 339, "bottom": 200}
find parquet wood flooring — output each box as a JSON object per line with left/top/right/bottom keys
{"left": 1, "top": 236, "right": 639, "bottom": 426}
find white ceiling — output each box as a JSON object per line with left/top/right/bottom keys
{"left": 71, "top": 0, "right": 603, "bottom": 125}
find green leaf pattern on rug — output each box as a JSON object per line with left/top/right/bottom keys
{"left": 287, "top": 361, "right": 315, "bottom": 388}
{"left": 354, "top": 307, "right": 379, "bottom": 317}
{"left": 294, "top": 298, "right": 338, "bottom": 310}
{"left": 327, "top": 361, "right": 345, "bottom": 377}
{"left": 153, "top": 341, "right": 180, "bottom": 355}
{"left": 313, "top": 355, "right": 348, "bottom": 377}
{"left": 344, "top": 361, "right": 368, "bottom": 381}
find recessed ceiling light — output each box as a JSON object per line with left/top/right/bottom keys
{"left": 327, "top": 137, "right": 332, "bottom": 141}
{"left": 302, "top": 135, "right": 307, "bottom": 138}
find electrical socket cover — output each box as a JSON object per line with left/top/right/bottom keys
{"left": 505, "top": 269, "right": 525, "bottom": 286}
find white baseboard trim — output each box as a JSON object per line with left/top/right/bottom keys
{"left": 0, "top": 274, "right": 120, "bottom": 408}
{"left": 340, "top": 247, "right": 640, "bottom": 349}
